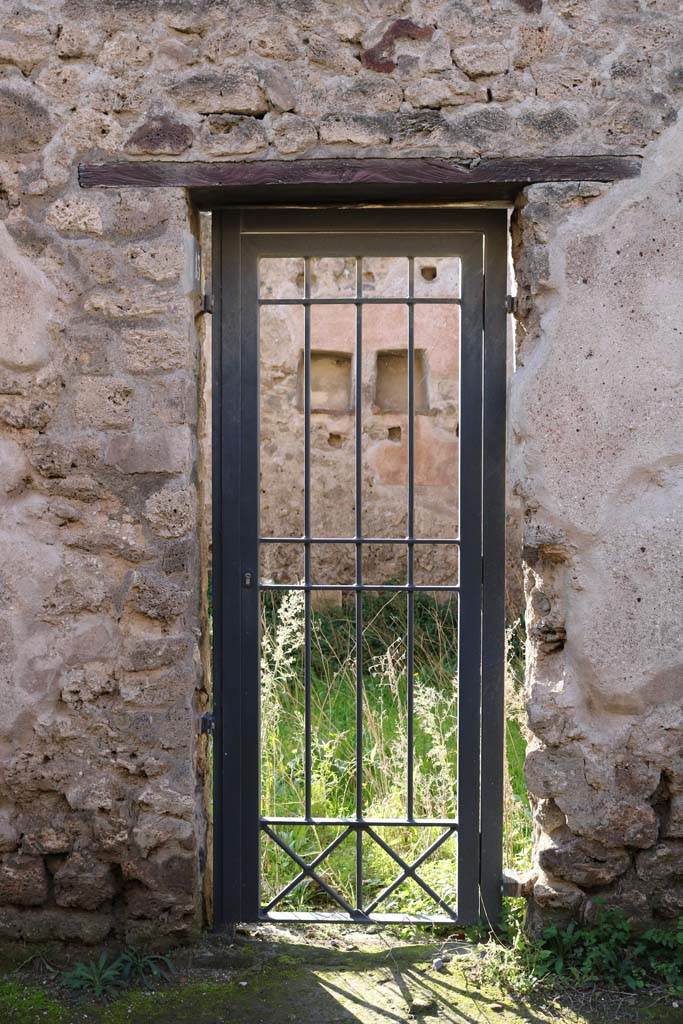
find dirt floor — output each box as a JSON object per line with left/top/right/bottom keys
{"left": 2, "top": 925, "right": 683, "bottom": 1024}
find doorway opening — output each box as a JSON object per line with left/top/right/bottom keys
{"left": 198, "top": 206, "right": 528, "bottom": 931}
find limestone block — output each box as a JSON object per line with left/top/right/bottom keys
{"left": 21, "top": 825, "right": 73, "bottom": 856}
{"left": 144, "top": 484, "right": 196, "bottom": 538}
{"left": 307, "top": 75, "right": 402, "bottom": 117}
{"left": 133, "top": 813, "right": 194, "bottom": 857}
{"left": 55, "top": 24, "right": 102, "bottom": 58}
{"left": 125, "top": 114, "right": 194, "bottom": 155}
{"left": 108, "top": 191, "right": 182, "bottom": 241}
{"left": 0, "top": 814, "right": 19, "bottom": 854}
{"left": 46, "top": 198, "right": 104, "bottom": 236}
{"left": 53, "top": 852, "right": 116, "bottom": 910}
{"left": 0, "top": 907, "right": 113, "bottom": 944}
{"left": 0, "top": 81, "right": 53, "bottom": 154}
{"left": 83, "top": 285, "right": 182, "bottom": 320}
{"left": 532, "top": 870, "right": 584, "bottom": 913}
{"left": 137, "top": 784, "right": 195, "bottom": 818}
{"left": 127, "top": 243, "right": 185, "bottom": 284}
{"left": 0, "top": 438, "right": 28, "bottom": 496}
{"left": 65, "top": 522, "right": 146, "bottom": 563}
{"left": 74, "top": 377, "right": 133, "bottom": 429}
{"left": 122, "top": 636, "right": 192, "bottom": 673}
{"left": 538, "top": 832, "right": 630, "bottom": 887}
{"left": 118, "top": 668, "right": 188, "bottom": 707}
{"left": 0, "top": 222, "right": 56, "bottom": 371}
{"left": 454, "top": 43, "right": 509, "bottom": 78}
{"left": 269, "top": 113, "right": 318, "bottom": 155}
{"left": 205, "top": 115, "right": 268, "bottom": 155}
{"left": 121, "top": 328, "right": 191, "bottom": 374}
{"left": 0, "top": 854, "right": 48, "bottom": 907}
{"left": 319, "top": 114, "right": 391, "bottom": 146}
{"left": 126, "top": 570, "right": 188, "bottom": 622}
{"left": 103, "top": 427, "right": 192, "bottom": 476}
{"left": 664, "top": 794, "right": 683, "bottom": 838}
{"left": 60, "top": 666, "right": 116, "bottom": 706}
{"left": 170, "top": 70, "right": 268, "bottom": 114}
{"left": 404, "top": 75, "right": 484, "bottom": 108}
{"left": 97, "top": 30, "right": 153, "bottom": 71}
{"left": 0, "top": 32, "right": 51, "bottom": 74}
{"left": 635, "top": 842, "right": 683, "bottom": 886}
{"left": 258, "top": 67, "right": 296, "bottom": 113}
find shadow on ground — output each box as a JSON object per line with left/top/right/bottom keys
{"left": 2, "top": 924, "right": 682, "bottom": 1024}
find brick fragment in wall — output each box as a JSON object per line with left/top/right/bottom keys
{"left": 360, "top": 19, "right": 434, "bottom": 73}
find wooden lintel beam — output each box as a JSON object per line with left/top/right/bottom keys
{"left": 79, "top": 156, "right": 641, "bottom": 191}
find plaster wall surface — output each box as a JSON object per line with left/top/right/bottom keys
{"left": 0, "top": 0, "right": 680, "bottom": 941}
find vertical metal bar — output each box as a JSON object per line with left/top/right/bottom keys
{"left": 354, "top": 257, "right": 364, "bottom": 912}
{"left": 213, "top": 211, "right": 252, "bottom": 925}
{"left": 240, "top": 235, "right": 261, "bottom": 921}
{"left": 406, "top": 257, "right": 415, "bottom": 821}
{"left": 303, "top": 258, "right": 313, "bottom": 820}
{"left": 456, "top": 236, "right": 485, "bottom": 925}
{"left": 211, "top": 211, "right": 225, "bottom": 928}
{"left": 480, "top": 213, "right": 508, "bottom": 928}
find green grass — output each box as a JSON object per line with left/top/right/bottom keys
{"left": 259, "top": 590, "right": 531, "bottom": 913}
{"left": 0, "top": 979, "right": 68, "bottom": 1024}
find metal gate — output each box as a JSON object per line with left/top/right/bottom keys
{"left": 212, "top": 208, "right": 507, "bottom": 927}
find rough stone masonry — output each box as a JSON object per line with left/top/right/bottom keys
{"left": 0, "top": 0, "right": 681, "bottom": 943}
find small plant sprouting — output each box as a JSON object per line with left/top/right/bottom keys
{"left": 119, "top": 948, "right": 177, "bottom": 988}
{"left": 59, "top": 948, "right": 177, "bottom": 1000}
{"left": 61, "top": 953, "right": 127, "bottom": 1000}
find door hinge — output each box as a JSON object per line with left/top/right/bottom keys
{"left": 505, "top": 294, "right": 519, "bottom": 315}
{"left": 200, "top": 711, "right": 215, "bottom": 735}
{"left": 202, "top": 293, "right": 214, "bottom": 314}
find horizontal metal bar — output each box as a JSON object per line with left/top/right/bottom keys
{"left": 260, "top": 536, "right": 461, "bottom": 546}
{"left": 261, "top": 817, "right": 459, "bottom": 828}
{"left": 258, "top": 297, "right": 461, "bottom": 306}
{"left": 261, "top": 911, "right": 461, "bottom": 924}
{"left": 259, "top": 583, "right": 459, "bottom": 593}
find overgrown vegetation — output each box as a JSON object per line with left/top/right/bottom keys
{"left": 469, "top": 901, "right": 683, "bottom": 999}
{"left": 259, "top": 589, "right": 531, "bottom": 913}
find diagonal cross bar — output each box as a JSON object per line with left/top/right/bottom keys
{"left": 262, "top": 826, "right": 352, "bottom": 912}
{"left": 261, "top": 824, "right": 356, "bottom": 915}
{"left": 364, "top": 826, "right": 457, "bottom": 917}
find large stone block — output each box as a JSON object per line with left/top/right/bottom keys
{"left": 0, "top": 223, "right": 56, "bottom": 372}
{"left": 103, "top": 427, "right": 192, "bottom": 476}
{"left": 144, "top": 484, "right": 196, "bottom": 538}
{"left": 0, "top": 82, "right": 53, "bottom": 153}
{"left": 170, "top": 70, "right": 267, "bottom": 114}
{"left": 0, "top": 854, "right": 48, "bottom": 907}
{"left": 53, "top": 852, "right": 116, "bottom": 910}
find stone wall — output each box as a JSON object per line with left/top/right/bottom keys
{"left": 0, "top": 0, "right": 680, "bottom": 941}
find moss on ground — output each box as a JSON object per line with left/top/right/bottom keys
{"left": 1, "top": 928, "right": 682, "bottom": 1024}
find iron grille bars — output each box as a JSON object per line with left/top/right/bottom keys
{"left": 354, "top": 255, "right": 364, "bottom": 912}
{"left": 213, "top": 209, "right": 507, "bottom": 929}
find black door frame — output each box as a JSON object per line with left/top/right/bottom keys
{"left": 211, "top": 206, "right": 508, "bottom": 928}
